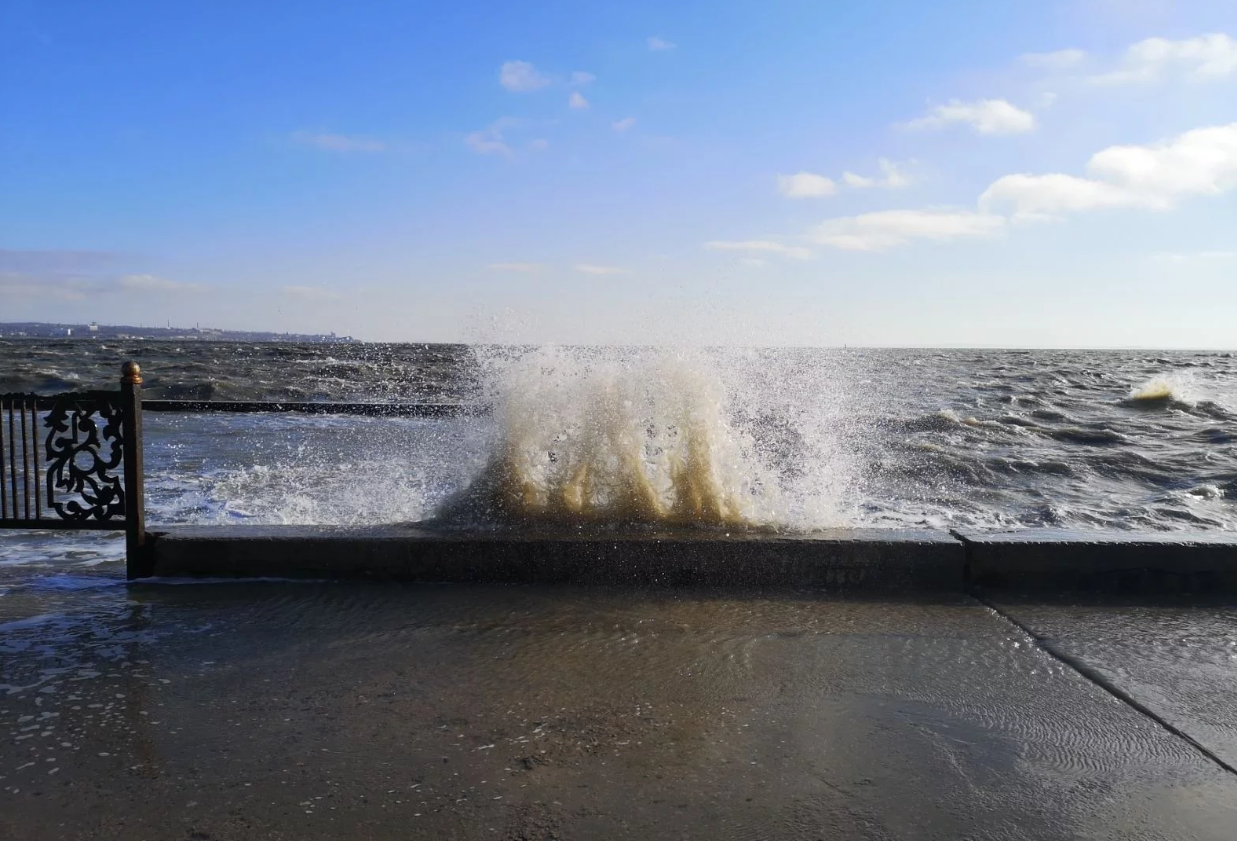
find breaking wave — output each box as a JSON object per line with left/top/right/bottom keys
{"left": 1128, "top": 375, "right": 1195, "bottom": 406}
{"left": 435, "top": 347, "right": 856, "bottom": 531}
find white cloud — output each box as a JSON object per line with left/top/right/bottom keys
{"left": 742, "top": 258, "right": 766, "bottom": 267}
{"left": 528, "top": 138, "right": 549, "bottom": 151}
{"left": 980, "top": 123, "right": 1237, "bottom": 219}
{"left": 118, "top": 274, "right": 206, "bottom": 293}
{"left": 703, "top": 240, "right": 812, "bottom": 259}
{"left": 570, "top": 71, "right": 596, "bottom": 86}
{"left": 904, "top": 99, "right": 1036, "bottom": 135}
{"left": 612, "top": 117, "right": 637, "bottom": 132}
{"left": 980, "top": 174, "right": 1151, "bottom": 219}
{"left": 574, "top": 264, "right": 629, "bottom": 275}
{"left": 843, "top": 158, "right": 911, "bottom": 190}
{"left": 841, "top": 172, "right": 875, "bottom": 189}
{"left": 1091, "top": 33, "right": 1237, "bottom": 84}
{"left": 465, "top": 130, "right": 512, "bottom": 157}
{"left": 291, "top": 131, "right": 385, "bottom": 153}
{"left": 1020, "top": 48, "right": 1086, "bottom": 70}
{"left": 499, "top": 60, "right": 550, "bottom": 92}
{"left": 488, "top": 262, "right": 544, "bottom": 272}
{"left": 569, "top": 91, "right": 589, "bottom": 109}
{"left": 465, "top": 118, "right": 528, "bottom": 157}
{"left": 782, "top": 160, "right": 910, "bottom": 198}
{"left": 282, "top": 285, "right": 341, "bottom": 301}
{"left": 812, "top": 209, "right": 1005, "bottom": 251}
{"left": 648, "top": 36, "right": 675, "bottom": 51}
{"left": 777, "top": 171, "right": 837, "bottom": 198}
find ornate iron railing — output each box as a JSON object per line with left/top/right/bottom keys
{"left": 2, "top": 361, "right": 481, "bottom": 579}
{"left": 0, "top": 362, "right": 148, "bottom": 578}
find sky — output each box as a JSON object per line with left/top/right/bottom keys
{"left": 2, "top": 0, "right": 1237, "bottom": 347}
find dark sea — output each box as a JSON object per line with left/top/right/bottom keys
{"left": 1, "top": 339, "right": 1235, "bottom": 584}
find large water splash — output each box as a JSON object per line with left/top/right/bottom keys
{"left": 435, "top": 346, "right": 859, "bottom": 531}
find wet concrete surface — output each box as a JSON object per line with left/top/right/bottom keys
{"left": 2, "top": 583, "right": 1237, "bottom": 839}
{"left": 995, "top": 596, "right": 1237, "bottom": 773}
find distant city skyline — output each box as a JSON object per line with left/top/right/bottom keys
{"left": 3, "top": 0, "right": 1237, "bottom": 347}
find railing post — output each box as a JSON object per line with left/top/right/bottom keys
{"left": 121, "top": 361, "right": 150, "bottom": 579}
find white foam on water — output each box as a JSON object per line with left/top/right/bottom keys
{"left": 1130, "top": 373, "right": 1198, "bottom": 404}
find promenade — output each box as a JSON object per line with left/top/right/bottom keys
{"left": 3, "top": 582, "right": 1235, "bottom": 839}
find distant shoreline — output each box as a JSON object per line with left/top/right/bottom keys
{"left": 0, "top": 321, "right": 354, "bottom": 343}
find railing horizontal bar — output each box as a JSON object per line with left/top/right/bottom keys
{"left": 0, "top": 519, "right": 124, "bottom": 531}
{"left": 1, "top": 392, "right": 126, "bottom": 411}
{"left": 140, "top": 400, "right": 487, "bottom": 417}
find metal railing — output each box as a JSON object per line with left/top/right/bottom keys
{"left": 1, "top": 362, "right": 148, "bottom": 578}
{"left": 2, "top": 360, "right": 479, "bottom": 579}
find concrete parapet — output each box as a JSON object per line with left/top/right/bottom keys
{"left": 147, "top": 525, "right": 966, "bottom": 590}
{"left": 957, "top": 529, "right": 1237, "bottom": 592}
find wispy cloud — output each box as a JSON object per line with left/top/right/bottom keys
{"left": 0, "top": 249, "right": 122, "bottom": 274}
{"left": 570, "top": 71, "right": 596, "bottom": 86}
{"left": 1020, "top": 48, "right": 1087, "bottom": 70}
{"left": 0, "top": 256, "right": 205, "bottom": 300}
{"left": 466, "top": 130, "right": 511, "bottom": 157}
{"left": 569, "top": 91, "right": 589, "bottom": 110}
{"left": 465, "top": 118, "right": 530, "bottom": 157}
{"left": 704, "top": 240, "right": 811, "bottom": 259}
{"left": 777, "top": 172, "right": 837, "bottom": 198}
{"left": 980, "top": 122, "right": 1237, "bottom": 219}
{"left": 904, "top": 99, "right": 1036, "bottom": 135}
{"left": 647, "top": 36, "right": 676, "bottom": 51}
{"left": 282, "top": 285, "right": 341, "bottom": 301}
{"left": 1090, "top": 33, "right": 1237, "bottom": 84}
{"left": 574, "top": 264, "right": 629, "bottom": 275}
{"left": 499, "top": 60, "right": 550, "bottom": 92}
{"left": 291, "top": 131, "right": 386, "bottom": 153}
{"left": 612, "top": 117, "right": 637, "bottom": 132}
{"left": 488, "top": 262, "right": 544, "bottom": 272}
{"left": 0, "top": 250, "right": 197, "bottom": 301}
{"left": 842, "top": 159, "right": 912, "bottom": 190}
{"left": 812, "top": 209, "right": 1005, "bottom": 251}
{"left": 779, "top": 160, "right": 911, "bottom": 198}
{"left": 119, "top": 274, "right": 206, "bottom": 293}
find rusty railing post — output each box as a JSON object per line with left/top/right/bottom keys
{"left": 121, "top": 361, "right": 150, "bottom": 578}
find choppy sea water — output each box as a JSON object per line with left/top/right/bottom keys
{"left": 0, "top": 340, "right": 1234, "bottom": 585}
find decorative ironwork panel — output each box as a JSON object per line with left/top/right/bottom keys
{"left": 42, "top": 393, "right": 127, "bottom": 522}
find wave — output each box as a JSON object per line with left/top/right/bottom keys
{"left": 434, "top": 347, "right": 856, "bottom": 531}
{"left": 1127, "top": 375, "right": 1194, "bottom": 406}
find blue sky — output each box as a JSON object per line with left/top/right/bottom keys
{"left": 3, "top": 0, "right": 1237, "bottom": 346}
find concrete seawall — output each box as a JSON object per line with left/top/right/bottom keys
{"left": 148, "top": 526, "right": 965, "bottom": 589}
{"left": 958, "top": 529, "right": 1237, "bottom": 592}
{"left": 145, "top": 525, "right": 1237, "bottom": 592}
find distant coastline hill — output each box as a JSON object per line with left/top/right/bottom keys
{"left": 0, "top": 322, "right": 354, "bottom": 343}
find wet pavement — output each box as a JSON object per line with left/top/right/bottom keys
{"left": 2, "top": 582, "right": 1237, "bottom": 839}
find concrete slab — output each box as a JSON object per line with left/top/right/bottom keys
{"left": 957, "top": 529, "right": 1237, "bottom": 591}
{"left": 3, "top": 586, "right": 1237, "bottom": 839}
{"left": 148, "top": 525, "right": 966, "bottom": 589}
{"left": 995, "top": 597, "right": 1237, "bottom": 772}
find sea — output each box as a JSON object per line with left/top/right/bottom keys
{"left": 0, "top": 339, "right": 1234, "bottom": 613}
{"left": 3, "top": 340, "right": 1236, "bottom": 542}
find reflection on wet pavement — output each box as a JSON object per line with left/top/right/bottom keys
{"left": 3, "top": 580, "right": 1237, "bottom": 838}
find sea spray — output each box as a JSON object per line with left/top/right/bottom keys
{"left": 1128, "top": 374, "right": 1197, "bottom": 405}
{"left": 435, "top": 346, "right": 859, "bottom": 530}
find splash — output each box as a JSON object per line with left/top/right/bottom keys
{"left": 1128, "top": 375, "right": 1195, "bottom": 405}
{"left": 435, "top": 346, "right": 856, "bottom": 531}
